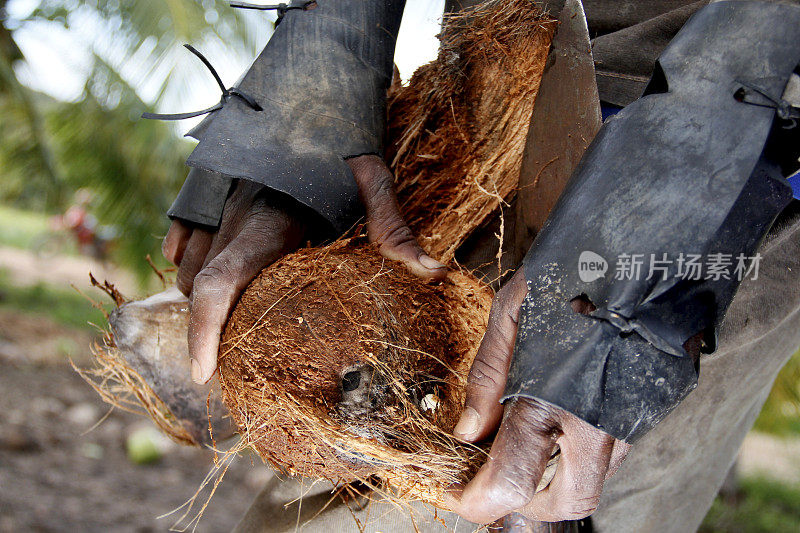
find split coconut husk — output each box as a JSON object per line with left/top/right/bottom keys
{"left": 387, "top": 0, "right": 555, "bottom": 262}
{"left": 78, "top": 286, "right": 234, "bottom": 447}
{"left": 218, "top": 240, "right": 494, "bottom": 504}
{"left": 218, "top": 0, "right": 555, "bottom": 504}
{"left": 79, "top": 0, "right": 557, "bottom": 509}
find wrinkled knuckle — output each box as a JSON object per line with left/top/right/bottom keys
{"left": 553, "top": 495, "right": 600, "bottom": 520}
{"left": 193, "top": 264, "right": 235, "bottom": 295}
{"left": 380, "top": 223, "right": 416, "bottom": 249}
{"left": 468, "top": 352, "right": 507, "bottom": 392}
{"left": 488, "top": 476, "right": 534, "bottom": 512}
{"left": 509, "top": 398, "right": 561, "bottom": 435}
{"left": 249, "top": 211, "right": 292, "bottom": 239}
{"left": 361, "top": 166, "right": 394, "bottom": 202}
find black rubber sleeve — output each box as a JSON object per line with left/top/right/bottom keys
{"left": 170, "top": 0, "right": 406, "bottom": 232}
{"left": 504, "top": 0, "right": 800, "bottom": 443}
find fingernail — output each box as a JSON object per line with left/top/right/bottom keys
{"left": 419, "top": 254, "right": 446, "bottom": 271}
{"left": 454, "top": 407, "right": 480, "bottom": 439}
{"left": 191, "top": 359, "right": 204, "bottom": 384}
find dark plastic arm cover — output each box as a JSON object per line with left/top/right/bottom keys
{"left": 504, "top": 1, "right": 800, "bottom": 443}
{"left": 170, "top": 0, "right": 406, "bottom": 232}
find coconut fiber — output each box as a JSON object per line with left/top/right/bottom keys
{"left": 217, "top": 0, "right": 555, "bottom": 504}
{"left": 81, "top": 0, "right": 556, "bottom": 508}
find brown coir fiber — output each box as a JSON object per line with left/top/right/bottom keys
{"left": 387, "top": 0, "right": 555, "bottom": 262}
{"left": 219, "top": 239, "right": 493, "bottom": 503}
{"left": 217, "top": 0, "right": 554, "bottom": 505}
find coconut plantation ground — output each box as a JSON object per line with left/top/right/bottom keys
{"left": 0, "top": 204, "right": 799, "bottom": 532}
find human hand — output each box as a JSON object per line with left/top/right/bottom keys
{"left": 448, "top": 270, "right": 630, "bottom": 523}
{"left": 162, "top": 155, "right": 447, "bottom": 384}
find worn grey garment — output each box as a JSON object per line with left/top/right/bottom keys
{"left": 587, "top": 0, "right": 707, "bottom": 106}
{"left": 586, "top": 0, "right": 800, "bottom": 106}
{"left": 232, "top": 203, "right": 800, "bottom": 533}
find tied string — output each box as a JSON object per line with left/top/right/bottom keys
{"left": 589, "top": 307, "right": 688, "bottom": 359}
{"left": 230, "top": 1, "right": 317, "bottom": 25}
{"left": 734, "top": 80, "right": 800, "bottom": 129}
{"left": 142, "top": 44, "right": 262, "bottom": 121}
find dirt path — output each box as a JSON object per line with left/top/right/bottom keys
{"left": 0, "top": 358, "right": 266, "bottom": 532}
{"left": 0, "top": 264, "right": 267, "bottom": 532}
{"left": 0, "top": 309, "right": 268, "bottom": 532}
{"left": 0, "top": 245, "right": 140, "bottom": 295}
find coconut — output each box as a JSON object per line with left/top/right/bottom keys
{"left": 79, "top": 0, "right": 556, "bottom": 509}
{"left": 218, "top": 240, "right": 493, "bottom": 503}
{"left": 217, "top": 0, "right": 555, "bottom": 503}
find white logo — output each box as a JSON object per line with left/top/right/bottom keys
{"left": 579, "top": 251, "right": 608, "bottom": 283}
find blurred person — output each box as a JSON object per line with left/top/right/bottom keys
{"left": 40, "top": 188, "right": 116, "bottom": 261}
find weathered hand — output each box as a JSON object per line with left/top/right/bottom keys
{"left": 162, "top": 155, "right": 446, "bottom": 384}
{"left": 448, "top": 270, "right": 630, "bottom": 524}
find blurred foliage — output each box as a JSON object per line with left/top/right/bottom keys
{"left": 701, "top": 476, "right": 800, "bottom": 532}
{"left": 46, "top": 93, "right": 190, "bottom": 271}
{"left": 0, "top": 267, "right": 107, "bottom": 329}
{"left": 0, "top": 203, "right": 52, "bottom": 249}
{"left": 754, "top": 350, "right": 800, "bottom": 437}
{"left": 0, "top": 0, "right": 265, "bottom": 281}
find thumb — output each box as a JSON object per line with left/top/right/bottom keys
{"left": 454, "top": 270, "right": 528, "bottom": 442}
{"left": 347, "top": 155, "right": 447, "bottom": 281}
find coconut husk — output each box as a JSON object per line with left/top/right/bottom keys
{"left": 77, "top": 287, "right": 235, "bottom": 447}
{"left": 387, "top": 0, "right": 555, "bottom": 262}
{"left": 219, "top": 239, "right": 493, "bottom": 504}
{"left": 218, "top": 0, "right": 555, "bottom": 505}
{"left": 78, "top": 0, "right": 556, "bottom": 510}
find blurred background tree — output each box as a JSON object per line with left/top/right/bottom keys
{"left": 0, "top": 0, "right": 268, "bottom": 280}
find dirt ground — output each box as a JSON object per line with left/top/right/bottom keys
{"left": 0, "top": 309, "right": 274, "bottom": 533}
{"left": 0, "top": 245, "right": 140, "bottom": 296}
{"left": 1, "top": 247, "right": 798, "bottom": 532}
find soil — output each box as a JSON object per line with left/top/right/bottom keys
{"left": 1, "top": 252, "right": 798, "bottom": 532}
{"left": 0, "top": 245, "right": 139, "bottom": 296}
{"left": 0, "top": 308, "right": 266, "bottom": 533}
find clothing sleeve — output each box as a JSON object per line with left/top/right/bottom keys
{"left": 504, "top": 0, "right": 800, "bottom": 442}
{"left": 169, "top": 0, "right": 406, "bottom": 232}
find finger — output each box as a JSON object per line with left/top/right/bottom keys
{"left": 519, "top": 416, "right": 615, "bottom": 522}
{"left": 175, "top": 229, "right": 214, "bottom": 296}
{"left": 454, "top": 271, "right": 528, "bottom": 442}
{"left": 188, "top": 216, "right": 301, "bottom": 384}
{"left": 606, "top": 439, "right": 631, "bottom": 480}
{"left": 162, "top": 219, "right": 193, "bottom": 266}
{"left": 204, "top": 180, "right": 263, "bottom": 262}
{"left": 347, "top": 155, "right": 447, "bottom": 281}
{"left": 453, "top": 398, "right": 559, "bottom": 524}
